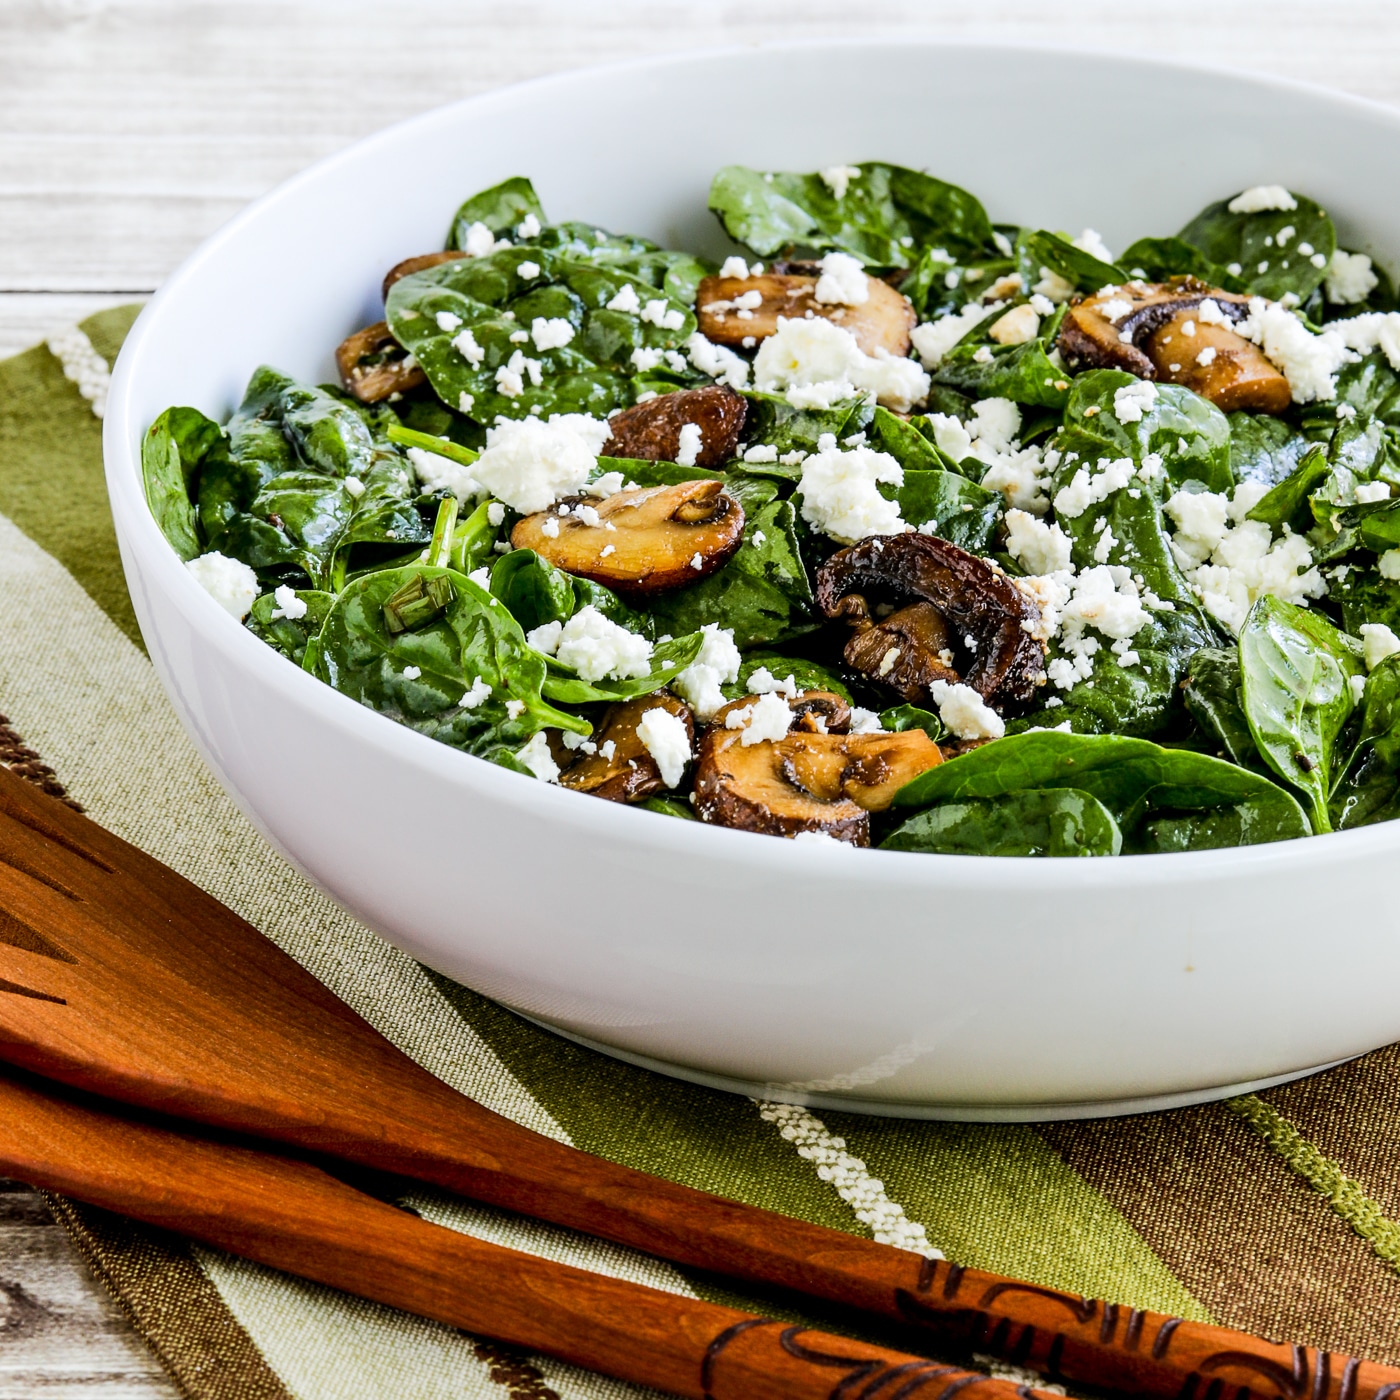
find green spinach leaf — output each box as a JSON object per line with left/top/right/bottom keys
{"left": 540, "top": 631, "right": 704, "bottom": 705}
{"left": 245, "top": 589, "right": 334, "bottom": 668}
{"left": 143, "top": 406, "right": 221, "bottom": 560}
{"left": 447, "top": 177, "right": 545, "bottom": 247}
{"left": 726, "top": 654, "right": 852, "bottom": 703}
{"left": 878, "top": 704, "right": 945, "bottom": 743}
{"left": 1116, "top": 236, "right": 1246, "bottom": 291}
{"left": 1228, "top": 412, "right": 1314, "bottom": 488}
{"left": 1015, "top": 229, "right": 1124, "bottom": 295}
{"left": 1178, "top": 192, "right": 1335, "bottom": 302}
{"left": 882, "top": 788, "right": 1122, "bottom": 857}
{"left": 1181, "top": 646, "right": 1264, "bottom": 770}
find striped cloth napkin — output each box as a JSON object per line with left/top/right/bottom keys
{"left": 4, "top": 308, "right": 1400, "bottom": 1399}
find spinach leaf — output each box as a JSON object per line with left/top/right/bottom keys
{"left": 315, "top": 564, "right": 587, "bottom": 750}
{"left": 1181, "top": 647, "right": 1264, "bottom": 769}
{"left": 1116, "top": 236, "right": 1246, "bottom": 291}
{"left": 447, "top": 177, "right": 545, "bottom": 247}
{"left": 1307, "top": 351, "right": 1400, "bottom": 426}
{"left": 488, "top": 548, "right": 637, "bottom": 633}
{"left": 878, "top": 704, "right": 944, "bottom": 743}
{"left": 1331, "top": 654, "right": 1400, "bottom": 828}
{"left": 739, "top": 392, "right": 874, "bottom": 475}
{"left": 1058, "top": 369, "right": 1233, "bottom": 493}
{"left": 707, "top": 163, "right": 997, "bottom": 265}
{"left": 639, "top": 796, "right": 696, "bottom": 821}
{"left": 1353, "top": 651, "right": 1400, "bottom": 770}
{"left": 726, "top": 654, "right": 853, "bottom": 703}
{"left": 385, "top": 248, "right": 698, "bottom": 425}
{"left": 891, "top": 730, "right": 1308, "bottom": 848}
{"left": 1242, "top": 443, "right": 1329, "bottom": 533}
{"left": 523, "top": 223, "right": 711, "bottom": 305}
{"left": 540, "top": 631, "right": 704, "bottom": 705}
{"left": 450, "top": 499, "right": 504, "bottom": 575}
{"left": 1228, "top": 412, "right": 1314, "bottom": 488}
{"left": 245, "top": 589, "right": 333, "bottom": 668}
{"left": 882, "top": 788, "right": 1122, "bottom": 857}
{"left": 646, "top": 496, "right": 815, "bottom": 649}
{"left": 1016, "top": 229, "right": 1124, "bottom": 295}
{"left": 893, "top": 471, "right": 1002, "bottom": 554}
{"left": 1178, "top": 192, "right": 1335, "bottom": 302}
{"left": 930, "top": 319, "right": 1070, "bottom": 411}
{"left": 143, "top": 406, "right": 221, "bottom": 560}
{"left": 1238, "top": 595, "right": 1362, "bottom": 831}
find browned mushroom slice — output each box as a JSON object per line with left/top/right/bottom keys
{"left": 816, "top": 534, "right": 1044, "bottom": 708}
{"left": 696, "top": 272, "right": 915, "bottom": 358}
{"left": 335, "top": 321, "right": 426, "bottom": 403}
{"left": 1141, "top": 310, "right": 1291, "bottom": 414}
{"left": 1057, "top": 278, "right": 1291, "bottom": 413}
{"left": 381, "top": 250, "right": 469, "bottom": 300}
{"left": 693, "top": 723, "right": 943, "bottom": 845}
{"left": 603, "top": 385, "right": 748, "bottom": 467}
{"left": 558, "top": 693, "right": 694, "bottom": 803}
{"left": 511, "top": 480, "right": 745, "bottom": 597}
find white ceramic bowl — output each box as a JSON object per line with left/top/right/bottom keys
{"left": 105, "top": 40, "right": 1400, "bottom": 1120}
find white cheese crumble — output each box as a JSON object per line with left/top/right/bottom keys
{"left": 927, "top": 680, "right": 1004, "bottom": 740}
{"left": 675, "top": 422, "right": 704, "bottom": 467}
{"left": 1113, "top": 380, "right": 1157, "bottom": 424}
{"left": 791, "top": 830, "right": 846, "bottom": 847}
{"left": 1228, "top": 186, "right": 1297, "bottom": 214}
{"left": 1236, "top": 296, "right": 1352, "bottom": 402}
{"left": 435, "top": 310, "right": 463, "bottom": 333}
{"left": 753, "top": 316, "right": 929, "bottom": 413}
{"left": 468, "top": 414, "right": 609, "bottom": 513}
{"left": 451, "top": 327, "right": 485, "bottom": 367}
{"left": 725, "top": 691, "right": 794, "bottom": 746}
{"left": 1362, "top": 622, "right": 1400, "bottom": 670}
{"left": 819, "top": 165, "right": 862, "bottom": 199}
{"left": 1196, "top": 346, "right": 1218, "bottom": 367}
{"left": 640, "top": 298, "right": 686, "bottom": 331}
{"left": 1099, "top": 298, "right": 1133, "bottom": 325}
{"left": 461, "top": 221, "right": 505, "bottom": 257}
{"left": 269, "top": 584, "right": 307, "bottom": 621}
{"left": 344, "top": 475, "right": 366, "bottom": 499}
{"left": 636, "top": 707, "right": 692, "bottom": 788}
{"left": 719, "top": 256, "right": 751, "bottom": 279}
{"left": 910, "top": 302, "right": 996, "bottom": 368}
{"left": 467, "top": 567, "right": 492, "bottom": 590}
{"left": 1072, "top": 228, "right": 1115, "bottom": 263}
{"left": 515, "top": 731, "right": 560, "bottom": 783}
{"left": 988, "top": 304, "right": 1040, "bottom": 345}
{"left": 1044, "top": 566, "right": 1153, "bottom": 690}
{"left": 401, "top": 665, "right": 421, "bottom": 680}
{"left": 525, "top": 620, "right": 563, "bottom": 655}
{"left": 1327, "top": 250, "right": 1380, "bottom": 305}
{"left": 552, "top": 606, "right": 652, "bottom": 681}
{"left": 516, "top": 213, "right": 541, "bottom": 239}
{"left": 1355, "top": 481, "right": 1391, "bottom": 503}
{"left": 517, "top": 261, "right": 541, "bottom": 279}
{"left": 1004, "top": 509, "right": 1073, "bottom": 574}
{"left": 460, "top": 676, "right": 492, "bottom": 708}
{"left": 796, "top": 436, "right": 906, "bottom": 543}
{"left": 686, "top": 332, "right": 751, "bottom": 390}
{"left": 187, "top": 552, "right": 260, "bottom": 619}
{"left": 746, "top": 667, "right": 797, "bottom": 698}
{"left": 607, "top": 284, "right": 642, "bottom": 314}
{"left": 1053, "top": 456, "right": 1137, "bottom": 519}
{"left": 1165, "top": 481, "right": 1325, "bottom": 633}
{"left": 813, "top": 252, "right": 870, "bottom": 306}
{"left": 1380, "top": 549, "right": 1400, "bottom": 580}
{"left": 530, "top": 316, "right": 575, "bottom": 351}
{"left": 672, "top": 623, "right": 742, "bottom": 720}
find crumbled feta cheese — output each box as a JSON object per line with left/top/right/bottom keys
{"left": 435, "top": 310, "right": 463, "bottom": 333}
{"left": 401, "top": 665, "right": 421, "bottom": 680}
{"left": 972, "top": 347, "right": 994, "bottom": 364}
{"left": 796, "top": 437, "right": 906, "bottom": 543}
{"left": 813, "top": 252, "right": 870, "bottom": 306}
{"left": 185, "top": 551, "right": 261, "bottom": 621}
{"left": 848, "top": 707, "right": 884, "bottom": 734}
{"left": 467, "top": 415, "right": 608, "bottom": 513}
{"left": 1165, "top": 482, "right": 1324, "bottom": 633}
{"left": 636, "top": 707, "right": 692, "bottom": 787}
{"left": 988, "top": 304, "right": 1040, "bottom": 345}
{"left": 530, "top": 316, "right": 575, "bottom": 351}
{"left": 742, "top": 444, "right": 779, "bottom": 463}
{"left": 1196, "top": 346, "right": 1218, "bottom": 367}
{"left": 343, "top": 475, "right": 367, "bottom": 500}
{"left": 1072, "top": 228, "right": 1115, "bottom": 263}
{"left": 607, "top": 284, "right": 642, "bottom": 314}
{"left": 746, "top": 667, "right": 797, "bottom": 698}
{"left": 754, "top": 316, "right": 929, "bottom": 412}
{"left": 269, "top": 584, "right": 307, "bottom": 621}
{"left": 1236, "top": 296, "right": 1353, "bottom": 402}
{"left": 686, "top": 332, "right": 751, "bottom": 390}
{"left": 1005, "top": 509, "right": 1073, "bottom": 574}
{"left": 515, "top": 731, "right": 560, "bottom": 783}
{"left": 1380, "top": 549, "right": 1400, "bottom": 580}
{"left": 451, "top": 327, "right": 485, "bottom": 367}
{"left": 517, "top": 261, "right": 541, "bottom": 279}
{"left": 1362, "top": 622, "right": 1400, "bottom": 670}
{"left": 719, "top": 256, "right": 750, "bottom": 279}
{"left": 516, "top": 213, "right": 542, "bottom": 239}
{"left": 925, "top": 412, "right": 972, "bottom": 462}
{"left": 461, "top": 221, "right": 500, "bottom": 257}
{"left": 553, "top": 606, "right": 652, "bottom": 681}
{"left": 725, "top": 691, "right": 794, "bottom": 746}
{"left": 539, "top": 516, "right": 560, "bottom": 538}
{"left": 968, "top": 397, "right": 1020, "bottom": 454}
{"left": 910, "top": 302, "right": 996, "bottom": 368}
{"left": 505, "top": 698, "right": 526, "bottom": 717}
{"left": 1032, "top": 267, "right": 1076, "bottom": 303}
{"left": 1355, "top": 481, "right": 1391, "bottom": 503}
{"left": 1327, "top": 249, "right": 1380, "bottom": 304}
{"left": 640, "top": 298, "right": 686, "bottom": 331}
{"left": 630, "top": 346, "right": 665, "bottom": 372}
{"left": 1228, "top": 186, "right": 1297, "bottom": 214}
{"left": 819, "top": 164, "right": 862, "bottom": 199}
{"left": 676, "top": 422, "right": 704, "bottom": 467}
{"left": 467, "top": 567, "right": 492, "bottom": 590}
{"left": 526, "top": 620, "right": 563, "bottom": 655}
{"left": 587, "top": 470, "right": 627, "bottom": 498}
{"left": 672, "top": 623, "right": 742, "bottom": 719}
{"left": 460, "top": 676, "right": 492, "bottom": 708}
{"left": 792, "top": 830, "right": 847, "bottom": 847}
{"left": 1099, "top": 298, "right": 1133, "bottom": 325}
{"left": 928, "top": 679, "right": 1004, "bottom": 740}
{"left": 1113, "top": 380, "right": 1157, "bottom": 424}
{"left": 1053, "top": 456, "right": 1135, "bottom": 518}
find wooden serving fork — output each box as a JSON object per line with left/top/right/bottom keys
{"left": 0, "top": 762, "right": 1392, "bottom": 1400}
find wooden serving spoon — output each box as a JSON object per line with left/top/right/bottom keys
{"left": 0, "top": 763, "right": 1392, "bottom": 1400}
{"left": 0, "top": 1060, "right": 1030, "bottom": 1400}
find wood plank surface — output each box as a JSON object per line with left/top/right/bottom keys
{"left": 3, "top": 1, "right": 1400, "bottom": 1393}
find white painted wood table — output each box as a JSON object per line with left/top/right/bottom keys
{"left": 3, "top": 1, "right": 1400, "bottom": 1392}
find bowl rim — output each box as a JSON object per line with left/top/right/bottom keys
{"left": 103, "top": 34, "right": 1400, "bottom": 884}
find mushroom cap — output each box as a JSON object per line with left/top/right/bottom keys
{"left": 815, "top": 534, "right": 1045, "bottom": 707}
{"left": 696, "top": 270, "right": 915, "bottom": 358}
{"left": 1141, "top": 310, "right": 1292, "bottom": 414}
{"left": 511, "top": 479, "right": 746, "bottom": 597}
{"left": 335, "top": 321, "right": 428, "bottom": 403}
{"left": 841, "top": 600, "right": 961, "bottom": 705}
{"left": 602, "top": 385, "right": 748, "bottom": 468}
{"left": 559, "top": 692, "right": 695, "bottom": 802}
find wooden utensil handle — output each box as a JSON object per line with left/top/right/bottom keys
{"left": 0, "top": 1066, "right": 1046, "bottom": 1400}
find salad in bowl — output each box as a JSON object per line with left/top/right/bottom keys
{"left": 143, "top": 164, "right": 1400, "bottom": 858}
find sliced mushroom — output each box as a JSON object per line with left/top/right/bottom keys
{"left": 382, "top": 250, "right": 468, "bottom": 300}
{"left": 558, "top": 693, "right": 694, "bottom": 803}
{"left": 1057, "top": 278, "right": 1290, "bottom": 413}
{"left": 696, "top": 270, "right": 915, "bottom": 358}
{"left": 603, "top": 385, "right": 748, "bottom": 467}
{"left": 511, "top": 480, "right": 745, "bottom": 597}
{"left": 1141, "top": 309, "right": 1292, "bottom": 414}
{"left": 335, "top": 321, "right": 426, "bottom": 403}
{"left": 694, "top": 701, "right": 943, "bottom": 845}
{"left": 816, "top": 534, "right": 1044, "bottom": 708}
